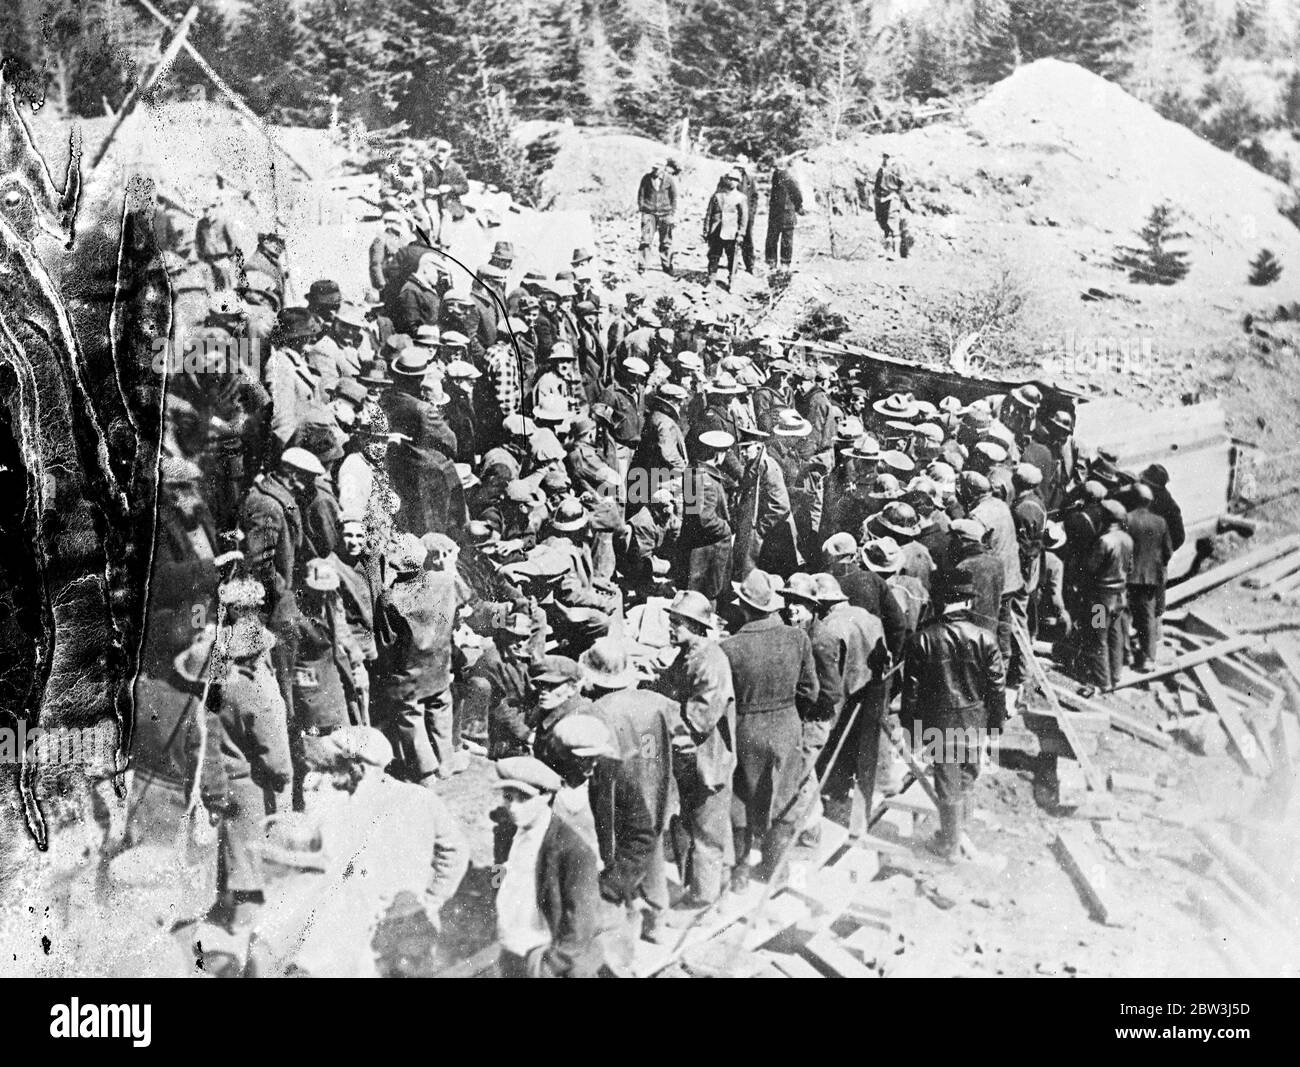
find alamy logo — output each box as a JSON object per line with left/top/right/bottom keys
{"left": 49, "top": 999, "right": 151, "bottom": 1047}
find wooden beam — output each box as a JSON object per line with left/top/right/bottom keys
{"left": 1166, "top": 534, "right": 1300, "bottom": 607}
{"left": 1242, "top": 548, "right": 1300, "bottom": 588}
{"left": 90, "top": 6, "right": 200, "bottom": 171}
{"left": 1054, "top": 828, "right": 1125, "bottom": 926}
{"left": 1012, "top": 618, "right": 1104, "bottom": 790}
{"left": 1175, "top": 614, "right": 1284, "bottom": 702}
{"left": 1110, "top": 636, "right": 1254, "bottom": 690}
{"left": 1191, "top": 664, "right": 1272, "bottom": 777}
{"left": 1267, "top": 636, "right": 1300, "bottom": 696}
{"left": 132, "top": 0, "right": 314, "bottom": 180}
{"left": 1193, "top": 826, "right": 1287, "bottom": 909}
{"left": 802, "top": 933, "right": 878, "bottom": 978}
{"left": 1053, "top": 683, "right": 1173, "bottom": 748}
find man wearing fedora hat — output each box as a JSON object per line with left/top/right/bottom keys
{"left": 869, "top": 501, "right": 935, "bottom": 594}
{"left": 820, "top": 531, "right": 908, "bottom": 659}
{"left": 580, "top": 638, "right": 679, "bottom": 942}
{"left": 902, "top": 568, "right": 1005, "bottom": 865}
{"left": 540, "top": 500, "right": 616, "bottom": 651}
{"left": 723, "top": 569, "right": 818, "bottom": 889}
{"left": 677, "top": 430, "right": 736, "bottom": 605}
{"left": 492, "top": 755, "right": 603, "bottom": 978}
{"left": 659, "top": 590, "right": 736, "bottom": 905}
{"left": 689, "top": 373, "right": 746, "bottom": 483}
{"left": 1022, "top": 406, "right": 1083, "bottom": 512}
{"left": 732, "top": 423, "right": 796, "bottom": 581}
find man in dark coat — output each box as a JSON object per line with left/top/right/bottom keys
{"left": 902, "top": 569, "right": 1005, "bottom": 863}
{"left": 660, "top": 591, "right": 737, "bottom": 906}
{"left": 733, "top": 156, "right": 760, "bottom": 273}
{"left": 423, "top": 139, "right": 470, "bottom": 245}
{"left": 493, "top": 756, "right": 603, "bottom": 978}
{"left": 628, "top": 385, "right": 688, "bottom": 509}
{"left": 637, "top": 161, "right": 678, "bottom": 274}
{"left": 393, "top": 252, "right": 443, "bottom": 337}
{"left": 821, "top": 532, "right": 908, "bottom": 659}
{"left": 1124, "top": 483, "right": 1172, "bottom": 672}
{"left": 765, "top": 161, "right": 804, "bottom": 269}
{"left": 1077, "top": 499, "right": 1133, "bottom": 692}
{"left": 675, "top": 430, "right": 735, "bottom": 605}
{"left": 1140, "top": 463, "right": 1185, "bottom": 552}
{"left": 722, "top": 569, "right": 818, "bottom": 889}
{"left": 731, "top": 425, "right": 795, "bottom": 580}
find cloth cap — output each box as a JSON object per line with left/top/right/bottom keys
{"left": 280, "top": 446, "right": 326, "bottom": 477}
{"left": 496, "top": 756, "right": 562, "bottom": 796}
{"left": 551, "top": 714, "right": 617, "bottom": 758}
{"left": 529, "top": 655, "right": 582, "bottom": 685}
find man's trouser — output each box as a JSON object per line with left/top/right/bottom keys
{"left": 819, "top": 681, "right": 886, "bottom": 804}
{"left": 875, "top": 200, "right": 895, "bottom": 244}
{"left": 932, "top": 722, "right": 981, "bottom": 850}
{"left": 673, "top": 750, "right": 733, "bottom": 903}
{"left": 732, "top": 706, "right": 802, "bottom": 882}
{"left": 741, "top": 217, "right": 756, "bottom": 271}
{"left": 1079, "top": 591, "right": 1127, "bottom": 690}
{"left": 1004, "top": 588, "right": 1030, "bottom": 688}
{"left": 794, "top": 716, "right": 834, "bottom": 833}
{"left": 764, "top": 222, "right": 795, "bottom": 267}
{"left": 639, "top": 214, "right": 673, "bottom": 270}
{"left": 376, "top": 687, "right": 448, "bottom": 786}
{"left": 706, "top": 234, "right": 737, "bottom": 278}
{"left": 218, "top": 777, "right": 267, "bottom": 896}
{"left": 1128, "top": 583, "right": 1163, "bottom": 667}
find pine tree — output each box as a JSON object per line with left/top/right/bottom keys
{"left": 225, "top": 0, "right": 318, "bottom": 123}
{"left": 1248, "top": 248, "right": 1282, "bottom": 286}
{"left": 1112, "top": 202, "right": 1192, "bottom": 285}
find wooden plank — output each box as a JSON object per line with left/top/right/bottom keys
{"left": 1166, "top": 534, "right": 1300, "bottom": 606}
{"left": 802, "top": 933, "right": 878, "bottom": 978}
{"left": 1012, "top": 619, "right": 1104, "bottom": 790}
{"left": 1110, "top": 636, "right": 1254, "bottom": 690}
{"left": 1053, "top": 683, "right": 1173, "bottom": 749}
{"left": 1193, "top": 826, "right": 1287, "bottom": 909}
{"left": 1053, "top": 827, "right": 1125, "bottom": 926}
{"left": 1175, "top": 616, "right": 1283, "bottom": 701}
{"left": 1242, "top": 549, "right": 1300, "bottom": 588}
{"left": 1267, "top": 636, "right": 1300, "bottom": 695}
{"left": 761, "top": 950, "right": 824, "bottom": 979}
{"left": 1191, "top": 664, "right": 1272, "bottom": 777}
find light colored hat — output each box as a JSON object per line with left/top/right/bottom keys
{"left": 335, "top": 303, "right": 368, "bottom": 329}
{"left": 667, "top": 590, "right": 715, "bottom": 630}
{"left": 529, "top": 428, "right": 566, "bottom": 462}
{"left": 848, "top": 434, "right": 882, "bottom": 460}
{"left": 821, "top": 532, "right": 858, "bottom": 561}
{"left": 732, "top": 568, "right": 784, "bottom": 613}
{"left": 705, "top": 372, "right": 745, "bottom": 395}
{"left": 414, "top": 324, "right": 442, "bottom": 348}
{"left": 676, "top": 351, "right": 704, "bottom": 372}
{"left": 950, "top": 517, "right": 986, "bottom": 542}
{"left": 873, "top": 392, "right": 919, "bottom": 419}
{"left": 1014, "top": 462, "right": 1043, "bottom": 488}
{"left": 812, "top": 573, "right": 848, "bottom": 604}
{"left": 836, "top": 416, "right": 865, "bottom": 442}
{"left": 658, "top": 382, "right": 689, "bottom": 404}
{"left": 445, "top": 359, "right": 481, "bottom": 380}
{"left": 773, "top": 411, "right": 812, "bottom": 437}
{"left": 867, "top": 473, "right": 902, "bottom": 501}
{"left": 439, "top": 330, "right": 470, "bottom": 349}
{"left": 877, "top": 449, "right": 915, "bottom": 475}
{"left": 551, "top": 497, "right": 589, "bottom": 532}
{"left": 330, "top": 725, "right": 393, "bottom": 768}
{"left": 779, "top": 572, "right": 820, "bottom": 607}
{"left": 552, "top": 714, "right": 618, "bottom": 758}
{"left": 496, "top": 756, "right": 562, "bottom": 796}
{"left": 622, "top": 356, "right": 650, "bottom": 377}
{"left": 862, "top": 537, "right": 903, "bottom": 574}
{"left": 280, "top": 446, "right": 326, "bottom": 477}
{"left": 697, "top": 430, "right": 735, "bottom": 452}
{"left": 548, "top": 341, "right": 576, "bottom": 362}
{"left": 455, "top": 462, "right": 480, "bottom": 490}
{"left": 873, "top": 501, "right": 922, "bottom": 538}
{"left": 580, "top": 638, "right": 638, "bottom": 690}
{"left": 391, "top": 348, "right": 435, "bottom": 377}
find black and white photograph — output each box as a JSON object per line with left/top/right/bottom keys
{"left": 0, "top": 0, "right": 1296, "bottom": 1010}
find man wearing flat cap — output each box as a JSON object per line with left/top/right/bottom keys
{"left": 677, "top": 429, "right": 736, "bottom": 604}
{"left": 492, "top": 756, "right": 603, "bottom": 977}
{"left": 526, "top": 655, "right": 594, "bottom": 770}
{"left": 723, "top": 569, "right": 818, "bottom": 890}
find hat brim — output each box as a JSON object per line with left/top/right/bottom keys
{"left": 731, "top": 582, "right": 783, "bottom": 613}
{"left": 862, "top": 556, "right": 900, "bottom": 574}
{"left": 551, "top": 518, "right": 588, "bottom": 533}
{"left": 774, "top": 425, "right": 812, "bottom": 438}
{"left": 877, "top": 519, "right": 922, "bottom": 538}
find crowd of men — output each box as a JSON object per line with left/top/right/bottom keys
{"left": 130, "top": 138, "right": 1185, "bottom": 977}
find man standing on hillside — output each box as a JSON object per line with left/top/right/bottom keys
{"left": 423, "top": 139, "right": 470, "bottom": 248}
{"left": 765, "top": 159, "right": 804, "bottom": 271}
{"left": 873, "top": 151, "right": 911, "bottom": 258}
{"left": 637, "top": 160, "right": 678, "bottom": 276}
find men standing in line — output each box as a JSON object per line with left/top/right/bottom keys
{"left": 765, "top": 159, "right": 804, "bottom": 271}
{"left": 637, "top": 160, "right": 678, "bottom": 275}
{"left": 723, "top": 569, "right": 818, "bottom": 890}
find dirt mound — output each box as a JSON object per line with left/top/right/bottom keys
{"left": 522, "top": 122, "right": 732, "bottom": 221}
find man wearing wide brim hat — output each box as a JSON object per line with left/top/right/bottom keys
{"left": 872, "top": 391, "right": 920, "bottom": 421}
{"left": 578, "top": 636, "right": 680, "bottom": 942}
{"left": 720, "top": 567, "right": 818, "bottom": 890}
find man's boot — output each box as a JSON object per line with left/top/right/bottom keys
{"left": 925, "top": 801, "right": 961, "bottom": 862}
